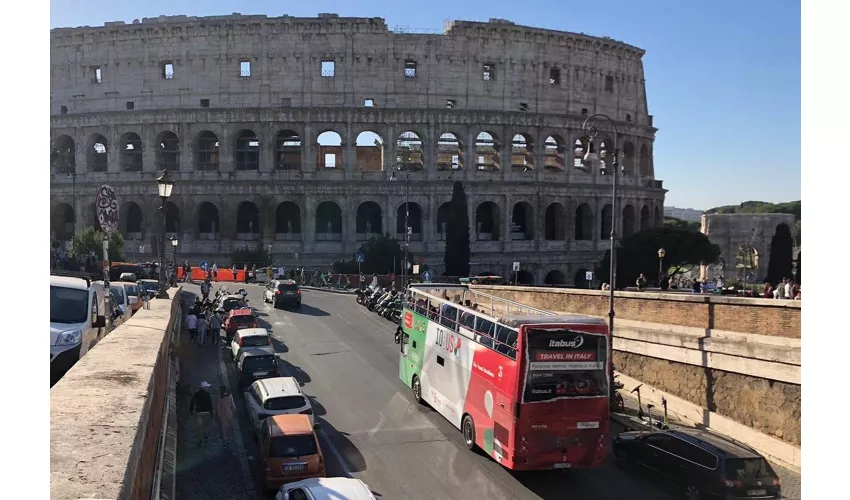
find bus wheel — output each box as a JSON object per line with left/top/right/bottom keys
{"left": 412, "top": 376, "right": 423, "bottom": 404}
{"left": 462, "top": 415, "right": 477, "bottom": 451}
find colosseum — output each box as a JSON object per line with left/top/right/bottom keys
{"left": 49, "top": 13, "right": 665, "bottom": 286}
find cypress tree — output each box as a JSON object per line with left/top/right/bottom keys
{"left": 766, "top": 223, "right": 794, "bottom": 284}
{"left": 444, "top": 181, "right": 470, "bottom": 277}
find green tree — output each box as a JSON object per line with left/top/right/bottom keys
{"left": 663, "top": 216, "right": 701, "bottom": 233}
{"left": 70, "top": 227, "right": 126, "bottom": 262}
{"left": 444, "top": 181, "right": 471, "bottom": 277}
{"left": 596, "top": 226, "right": 720, "bottom": 288}
{"left": 333, "top": 233, "right": 410, "bottom": 275}
{"left": 795, "top": 251, "right": 801, "bottom": 284}
{"left": 706, "top": 200, "right": 800, "bottom": 219}
{"left": 766, "top": 223, "right": 794, "bottom": 284}
{"left": 230, "top": 245, "right": 270, "bottom": 268}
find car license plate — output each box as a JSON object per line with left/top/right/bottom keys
{"left": 553, "top": 463, "right": 572, "bottom": 469}
{"left": 253, "top": 371, "right": 268, "bottom": 377}
{"left": 747, "top": 490, "right": 766, "bottom": 496}
{"left": 283, "top": 463, "right": 306, "bottom": 473}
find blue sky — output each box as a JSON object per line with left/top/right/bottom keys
{"left": 50, "top": 0, "right": 801, "bottom": 210}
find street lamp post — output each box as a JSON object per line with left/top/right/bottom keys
{"left": 156, "top": 170, "right": 175, "bottom": 298}
{"left": 171, "top": 236, "right": 179, "bottom": 284}
{"left": 581, "top": 114, "right": 621, "bottom": 342}
{"left": 657, "top": 247, "right": 667, "bottom": 284}
{"left": 389, "top": 162, "right": 410, "bottom": 289}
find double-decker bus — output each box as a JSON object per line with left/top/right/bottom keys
{"left": 397, "top": 283, "right": 610, "bottom": 471}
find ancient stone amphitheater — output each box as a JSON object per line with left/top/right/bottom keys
{"left": 49, "top": 13, "right": 665, "bottom": 285}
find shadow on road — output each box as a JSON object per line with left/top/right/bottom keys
{"left": 270, "top": 336, "right": 289, "bottom": 354}
{"left": 316, "top": 415, "right": 368, "bottom": 474}
{"left": 279, "top": 358, "right": 312, "bottom": 386}
{"left": 288, "top": 304, "right": 330, "bottom": 317}
{"left": 307, "top": 395, "right": 326, "bottom": 417}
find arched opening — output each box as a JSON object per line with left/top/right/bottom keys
{"left": 544, "top": 202, "right": 567, "bottom": 241}
{"left": 654, "top": 206, "right": 663, "bottom": 227}
{"left": 317, "top": 131, "right": 342, "bottom": 169}
{"left": 640, "top": 205, "right": 651, "bottom": 230}
{"left": 437, "top": 202, "right": 452, "bottom": 240}
{"left": 639, "top": 144, "right": 651, "bottom": 176}
{"left": 437, "top": 133, "right": 463, "bottom": 171}
{"left": 315, "top": 202, "right": 343, "bottom": 240}
{"left": 120, "top": 132, "right": 143, "bottom": 172}
{"left": 573, "top": 137, "right": 594, "bottom": 169}
{"left": 544, "top": 135, "right": 565, "bottom": 171}
{"left": 544, "top": 270, "right": 567, "bottom": 285}
{"left": 51, "top": 203, "right": 75, "bottom": 241}
{"left": 165, "top": 202, "right": 179, "bottom": 233}
{"left": 198, "top": 202, "right": 220, "bottom": 236}
{"left": 236, "top": 201, "right": 260, "bottom": 238}
{"left": 355, "top": 131, "right": 384, "bottom": 171}
{"left": 574, "top": 203, "right": 593, "bottom": 241}
{"left": 126, "top": 203, "right": 143, "bottom": 234}
{"left": 156, "top": 131, "right": 179, "bottom": 170}
{"left": 88, "top": 134, "right": 108, "bottom": 172}
{"left": 275, "top": 130, "right": 301, "bottom": 170}
{"left": 574, "top": 269, "right": 590, "bottom": 288}
{"left": 235, "top": 129, "right": 260, "bottom": 170}
{"left": 275, "top": 202, "right": 302, "bottom": 237}
{"left": 622, "top": 141, "right": 635, "bottom": 176}
{"left": 396, "top": 203, "right": 423, "bottom": 241}
{"left": 475, "top": 202, "right": 500, "bottom": 241}
{"left": 475, "top": 132, "right": 500, "bottom": 171}
{"left": 396, "top": 131, "right": 424, "bottom": 171}
{"left": 356, "top": 201, "right": 382, "bottom": 238}
{"left": 622, "top": 205, "right": 636, "bottom": 237}
{"left": 510, "top": 202, "right": 534, "bottom": 240}
{"left": 600, "top": 204, "right": 613, "bottom": 240}
{"left": 515, "top": 270, "right": 534, "bottom": 285}
{"left": 53, "top": 136, "right": 76, "bottom": 174}
{"left": 510, "top": 134, "right": 534, "bottom": 171}
{"left": 598, "top": 137, "right": 613, "bottom": 172}
{"left": 195, "top": 131, "right": 220, "bottom": 171}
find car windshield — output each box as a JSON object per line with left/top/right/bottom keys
{"left": 109, "top": 286, "right": 125, "bottom": 301}
{"left": 223, "top": 298, "right": 247, "bottom": 310}
{"left": 123, "top": 284, "right": 139, "bottom": 295}
{"left": 142, "top": 282, "right": 159, "bottom": 292}
{"left": 242, "top": 336, "right": 270, "bottom": 347}
{"left": 725, "top": 458, "right": 774, "bottom": 479}
{"left": 244, "top": 356, "right": 277, "bottom": 371}
{"left": 110, "top": 290, "right": 124, "bottom": 306}
{"left": 51, "top": 286, "right": 89, "bottom": 324}
{"left": 231, "top": 315, "right": 256, "bottom": 324}
{"left": 269, "top": 434, "right": 317, "bottom": 458}
{"left": 265, "top": 395, "right": 307, "bottom": 411}
{"left": 278, "top": 284, "right": 298, "bottom": 291}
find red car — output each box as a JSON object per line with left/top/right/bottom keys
{"left": 225, "top": 308, "right": 258, "bottom": 342}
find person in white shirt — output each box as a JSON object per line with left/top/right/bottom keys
{"left": 784, "top": 279, "right": 793, "bottom": 300}
{"left": 186, "top": 312, "right": 198, "bottom": 342}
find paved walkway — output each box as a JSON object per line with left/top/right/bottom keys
{"left": 175, "top": 295, "right": 253, "bottom": 500}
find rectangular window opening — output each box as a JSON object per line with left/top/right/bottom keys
{"left": 364, "top": 98, "right": 374, "bottom": 107}
{"left": 324, "top": 153, "right": 337, "bottom": 168}
{"left": 549, "top": 67, "right": 560, "bottom": 85}
{"left": 200, "top": 99, "right": 210, "bottom": 108}
{"left": 60, "top": 105, "right": 68, "bottom": 115}
{"left": 163, "top": 62, "right": 174, "bottom": 80}
{"left": 605, "top": 75, "right": 614, "bottom": 92}
{"left": 581, "top": 108, "right": 588, "bottom": 115}
{"left": 92, "top": 66, "right": 102, "bottom": 84}
{"left": 446, "top": 99, "right": 456, "bottom": 109}
{"left": 483, "top": 63, "right": 494, "bottom": 81}
{"left": 280, "top": 97, "right": 291, "bottom": 107}
{"left": 626, "top": 113, "right": 632, "bottom": 122}
{"left": 404, "top": 60, "right": 417, "bottom": 78}
{"left": 240, "top": 60, "right": 251, "bottom": 77}
{"left": 125, "top": 101, "right": 135, "bottom": 110}
{"left": 321, "top": 60, "right": 335, "bottom": 77}
{"left": 519, "top": 102, "right": 529, "bottom": 112}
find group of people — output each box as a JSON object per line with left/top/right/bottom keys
{"left": 184, "top": 293, "right": 224, "bottom": 346}
{"left": 763, "top": 278, "right": 801, "bottom": 300}
{"left": 187, "top": 380, "right": 237, "bottom": 448}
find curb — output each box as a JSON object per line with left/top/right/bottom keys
{"left": 300, "top": 286, "right": 356, "bottom": 295}
{"left": 216, "top": 338, "right": 256, "bottom": 498}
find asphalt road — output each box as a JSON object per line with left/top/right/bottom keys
{"left": 212, "top": 284, "right": 681, "bottom": 500}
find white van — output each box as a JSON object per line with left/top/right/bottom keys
{"left": 50, "top": 272, "right": 107, "bottom": 385}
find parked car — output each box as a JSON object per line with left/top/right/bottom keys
{"left": 264, "top": 279, "right": 302, "bottom": 308}
{"left": 138, "top": 279, "right": 160, "bottom": 298}
{"left": 613, "top": 428, "right": 782, "bottom": 500}
{"left": 258, "top": 414, "right": 324, "bottom": 495}
{"left": 236, "top": 347, "right": 279, "bottom": 388}
{"left": 244, "top": 376, "right": 314, "bottom": 430}
{"left": 230, "top": 328, "right": 272, "bottom": 360}
{"left": 225, "top": 308, "right": 259, "bottom": 343}
{"left": 276, "top": 477, "right": 377, "bottom": 500}
{"left": 50, "top": 272, "right": 107, "bottom": 385}
{"left": 120, "top": 281, "right": 143, "bottom": 314}
{"left": 108, "top": 283, "right": 133, "bottom": 323}
{"left": 218, "top": 294, "right": 249, "bottom": 314}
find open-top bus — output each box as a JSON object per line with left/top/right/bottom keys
{"left": 398, "top": 283, "right": 610, "bottom": 471}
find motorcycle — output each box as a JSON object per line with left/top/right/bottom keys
{"left": 369, "top": 289, "right": 394, "bottom": 312}
{"left": 364, "top": 287, "right": 385, "bottom": 309}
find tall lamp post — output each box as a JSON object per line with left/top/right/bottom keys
{"left": 581, "top": 114, "right": 621, "bottom": 341}
{"left": 657, "top": 247, "right": 666, "bottom": 284}
{"left": 170, "top": 236, "right": 179, "bottom": 283}
{"left": 389, "top": 162, "right": 410, "bottom": 289}
{"left": 156, "top": 170, "right": 175, "bottom": 298}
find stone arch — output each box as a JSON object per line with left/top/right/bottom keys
{"left": 315, "top": 201, "right": 343, "bottom": 238}
{"left": 544, "top": 269, "right": 567, "bottom": 285}
{"left": 120, "top": 132, "right": 143, "bottom": 172}
{"left": 600, "top": 204, "right": 613, "bottom": 240}
{"left": 437, "top": 132, "right": 463, "bottom": 170}
{"left": 87, "top": 134, "right": 108, "bottom": 172}
{"left": 622, "top": 205, "right": 636, "bottom": 237}
{"left": 53, "top": 135, "right": 76, "bottom": 174}
{"left": 475, "top": 202, "right": 500, "bottom": 241}
{"left": 51, "top": 203, "right": 75, "bottom": 240}
{"left": 236, "top": 201, "right": 260, "bottom": 235}
{"left": 640, "top": 205, "right": 651, "bottom": 230}
{"left": 274, "top": 130, "right": 302, "bottom": 170}
{"left": 515, "top": 269, "right": 534, "bottom": 285}
{"left": 234, "top": 129, "right": 260, "bottom": 170}
{"left": 317, "top": 130, "right": 343, "bottom": 169}
{"left": 396, "top": 131, "right": 424, "bottom": 171}
{"left": 356, "top": 201, "right": 382, "bottom": 236}
{"left": 275, "top": 202, "right": 302, "bottom": 235}
{"left": 510, "top": 202, "right": 534, "bottom": 240}
{"left": 622, "top": 141, "right": 636, "bottom": 176}
{"left": 639, "top": 144, "right": 651, "bottom": 176}
{"left": 197, "top": 202, "right": 220, "bottom": 234}
{"left": 165, "top": 202, "right": 179, "bottom": 233}
{"left": 156, "top": 131, "right": 180, "bottom": 170}
{"left": 195, "top": 130, "right": 220, "bottom": 171}
{"left": 510, "top": 133, "right": 534, "bottom": 171}
{"left": 544, "top": 202, "right": 567, "bottom": 240}
{"left": 543, "top": 134, "right": 565, "bottom": 171}
{"left": 574, "top": 203, "right": 593, "bottom": 241}
{"left": 125, "top": 202, "right": 144, "bottom": 233}
{"left": 397, "top": 202, "right": 423, "bottom": 240}
{"left": 475, "top": 132, "right": 501, "bottom": 171}
{"left": 355, "top": 131, "right": 384, "bottom": 171}
{"left": 437, "top": 202, "right": 452, "bottom": 239}
{"left": 574, "top": 268, "right": 590, "bottom": 288}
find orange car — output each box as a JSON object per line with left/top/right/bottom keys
{"left": 258, "top": 414, "right": 325, "bottom": 494}
{"left": 116, "top": 281, "right": 143, "bottom": 314}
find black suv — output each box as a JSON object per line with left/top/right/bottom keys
{"left": 613, "top": 428, "right": 781, "bottom": 499}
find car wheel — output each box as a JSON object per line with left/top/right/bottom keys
{"left": 462, "top": 415, "right": 477, "bottom": 451}
{"left": 684, "top": 484, "right": 701, "bottom": 500}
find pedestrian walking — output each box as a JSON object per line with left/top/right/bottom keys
{"left": 209, "top": 310, "right": 222, "bottom": 346}
{"left": 218, "top": 385, "right": 236, "bottom": 448}
{"left": 186, "top": 310, "right": 198, "bottom": 342}
{"left": 189, "top": 381, "right": 214, "bottom": 446}
{"left": 197, "top": 311, "right": 208, "bottom": 346}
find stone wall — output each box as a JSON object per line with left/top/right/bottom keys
{"left": 614, "top": 351, "right": 800, "bottom": 446}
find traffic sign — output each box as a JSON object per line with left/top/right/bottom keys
{"left": 421, "top": 270, "right": 433, "bottom": 282}
{"left": 355, "top": 253, "right": 365, "bottom": 263}
{"left": 585, "top": 271, "right": 594, "bottom": 281}
{"left": 512, "top": 261, "right": 520, "bottom": 272}
{"left": 199, "top": 260, "right": 209, "bottom": 271}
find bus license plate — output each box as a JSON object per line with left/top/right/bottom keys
{"left": 747, "top": 490, "right": 766, "bottom": 496}
{"left": 553, "top": 463, "right": 572, "bottom": 469}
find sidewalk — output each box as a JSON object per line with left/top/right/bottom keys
{"left": 174, "top": 298, "right": 254, "bottom": 500}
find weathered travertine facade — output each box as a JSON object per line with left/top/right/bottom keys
{"left": 49, "top": 14, "right": 665, "bottom": 282}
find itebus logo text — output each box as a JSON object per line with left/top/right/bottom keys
{"left": 548, "top": 336, "right": 584, "bottom": 349}
{"left": 435, "top": 328, "right": 462, "bottom": 357}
